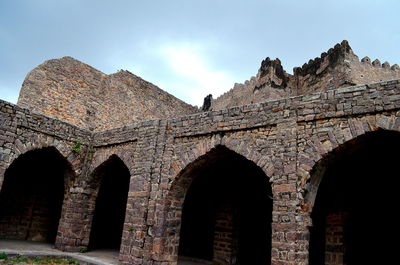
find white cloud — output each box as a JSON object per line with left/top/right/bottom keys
{"left": 158, "top": 43, "right": 236, "bottom": 106}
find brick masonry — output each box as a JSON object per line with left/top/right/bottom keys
{"left": 17, "top": 57, "right": 198, "bottom": 131}
{"left": 211, "top": 41, "right": 400, "bottom": 110}
{"left": 1, "top": 77, "right": 400, "bottom": 264}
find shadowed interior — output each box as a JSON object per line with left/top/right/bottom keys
{"left": 309, "top": 130, "right": 400, "bottom": 265}
{"left": 178, "top": 146, "right": 272, "bottom": 265}
{"left": 0, "top": 147, "right": 72, "bottom": 243}
{"left": 88, "top": 155, "right": 130, "bottom": 250}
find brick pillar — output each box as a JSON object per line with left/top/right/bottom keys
{"left": 55, "top": 188, "right": 97, "bottom": 251}
{"left": 213, "top": 200, "right": 238, "bottom": 265}
{"left": 325, "top": 212, "right": 347, "bottom": 265}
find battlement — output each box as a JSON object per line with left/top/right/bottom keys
{"left": 210, "top": 40, "right": 400, "bottom": 110}
{"left": 293, "top": 40, "right": 355, "bottom": 76}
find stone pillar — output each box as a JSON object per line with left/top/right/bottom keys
{"left": 213, "top": 200, "right": 238, "bottom": 265}
{"left": 325, "top": 212, "right": 347, "bottom": 265}
{"left": 55, "top": 187, "right": 97, "bottom": 252}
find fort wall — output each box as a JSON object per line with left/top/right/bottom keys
{"left": 1, "top": 41, "right": 400, "bottom": 265}
{"left": 17, "top": 57, "right": 198, "bottom": 131}
{"left": 3, "top": 78, "right": 399, "bottom": 263}
{"left": 211, "top": 40, "right": 400, "bottom": 110}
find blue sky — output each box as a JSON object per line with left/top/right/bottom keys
{"left": 1, "top": 0, "right": 399, "bottom": 106}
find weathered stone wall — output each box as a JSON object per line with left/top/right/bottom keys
{"left": 0, "top": 99, "right": 91, "bottom": 190}
{"left": 17, "top": 57, "right": 198, "bottom": 131}
{"left": 0, "top": 99, "right": 93, "bottom": 248}
{"left": 211, "top": 41, "right": 400, "bottom": 110}
{"left": 17, "top": 57, "right": 105, "bottom": 130}
{"left": 1, "top": 78, "right": 400, "bottom": 265}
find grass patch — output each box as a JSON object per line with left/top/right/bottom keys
{"left": 0, "top": 255, "right": 79, "bottom": 264}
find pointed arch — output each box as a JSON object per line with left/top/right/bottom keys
{"left": 168, "top": 134, "right": 276, "bottom": 186}
{"left": 305, "top": 129, "right": 400, "bottom": 264}
{"left": 0, "top": 134, "right": 80, "bottom": 191}
{"left": 164, "top": 144, "right": 273, "bottom": 264}
{"left": 0, "top": 146, "right": 76, "bottom": 243}
{"left": 299, "top": 114, "right": 400, "bottom": 211}
{"left": 87, "top": 154, "right": 131, "bottom": 251}
{"left": 303, "top": 128, "right": 400, "bottom": 209}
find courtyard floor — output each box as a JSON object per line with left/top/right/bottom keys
{"left": 0, "top": 240, "right": 210, "bottom": 265}
{"left": 0, "top": 240, "right": 118, "bottom": 265}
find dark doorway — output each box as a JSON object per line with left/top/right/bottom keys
{"left": 178, "top": 146, "right": 272, "bottom": 265}
{"left": 88, "top": 155, "right": 130, "bottom": 250}
{"left": 0, "top": 147, "right": 73, "bottom": 243}
{"left": 309, "top": 130, "right": 400, "bottom": 265}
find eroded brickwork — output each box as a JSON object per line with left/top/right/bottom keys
{"left": 211, "top": 41, "right": 400, "bottom": 110}
{"left": 18, "top": 57, "right": 198, "bottom": 131}
{"left": 1, "top": 42, "right": 400, "bottom": 265}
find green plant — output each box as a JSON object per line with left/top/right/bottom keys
{"left": 79, "top": 247, "right": 87, "bottom": 253}
{"left": 68, "top": 258, "right": 79, "bottom": 264}
{"left": 13, "top": 256, "right": 28, "bottom": 263}
{"left": 88, "top": 148, "right": 96, "bottom": 153}
{"left": 0, "top": 253, "right": 7, "bottom": 260}
{"left": 128, "top": 226, "right": 134, "bottom": 232}
{"left": 31, "top": 256, "right": 41, "bottom": 263}
{"left": 71, "top": 141, "right": 82, "bottom": 153}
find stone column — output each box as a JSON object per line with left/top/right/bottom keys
{"left": 325, "top": 212, "right": 347, "bottom": 265}
{"left": 213, "top": 200, "right": 238, "bottom": 265}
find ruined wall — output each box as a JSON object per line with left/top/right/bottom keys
{"left": 0, "top": 98, "right": 92, "bottom": 245}
{"left": 0, "top": 99, "right": 91, "bottom": 189}
{"left": 211, "top": 40, "right": 400, "bottom": 110}
{"left": 2, "top": 78, "right": 400, "bottom": 264}
{"left": 17, "top": 57, "right": 198, "bottom": 131}
{"left": 17, "top": 57, "right": 104, "bottom": 130}
{"left": 93, "top": 71, "right": 198, "bottom": 131}
{"left": 90, "top": 79, "right": 399, "bottom": 265}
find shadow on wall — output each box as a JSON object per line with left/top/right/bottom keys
{"left": 169, "top": 146, "right": 273, "bottom": 265}
{"left": 0, "top": 147, "right": 74, "bottom": 244}
{"left": 308, "top": 130, "right": 400, "bottom": 265}
{"left": 88, "top": 155, "right": 131, "bottom": 251}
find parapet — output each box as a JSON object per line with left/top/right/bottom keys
{"left": 210, "top": 40, "right": 400, "bottom": 110}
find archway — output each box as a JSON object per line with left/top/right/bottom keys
{"left": 0, "top": 147, "right": 73, "bottom": 243}
{"left": 88, "top": 155, "right": 130, "bottom": 250}
{"left": 172, "top": 146, "right": 272, "bottom": 265}
{"left": 308, "top": 130, "right": 400, "bottom": 265}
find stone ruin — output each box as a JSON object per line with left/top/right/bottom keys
{"left": 0, "top": 40, "right": 400, "bottom": 265}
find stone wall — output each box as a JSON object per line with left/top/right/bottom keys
{"left": 1, "top": 78, "right": 400, "bottom": 265}
{"left": 17, "top": 57, "right": 198, "bottom": 131}
{"left": 211, "top": 40, "right": 400, "bottom": 110}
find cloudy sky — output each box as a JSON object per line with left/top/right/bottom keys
{"left": 1, "top": 0, "right": 399, "bottom": 106}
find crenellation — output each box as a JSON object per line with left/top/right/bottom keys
{"left": 211, "top": 40, "right": 400, "bottom": 110}
{"left": 372, "top": 59, "right": 381, "bottom": 67}
{"left": 382, "top": 61, "right": 391, "bottom": 69}
{"left": 361, "top": 56, "right": 371, "bottom": 64}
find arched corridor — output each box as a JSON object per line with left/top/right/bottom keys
{"left": 309, "top": 130, "right": 400, "bottom": 265}
{"left": 0, "top": 147, "right": 73, "bottom": 243}
{"left": 88, "top": 155, "right": 130, "bottom": 250}
{"left": 174, "top": 146, "right": 272, "bottom": 265}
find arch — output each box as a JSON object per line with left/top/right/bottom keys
{"left": 306, "top": 129, "right": 400, "bottom": 265}
{"left": 87, "top": 154, "right": 131, "bottom": 251}
{"left": 164, "top": 145, "right": 273, "bottom": 265}
{"left": 0, "top": 146, "right": 75, "bottom": 243}
{"left": 88, "top": 147, "right": 134, "bottom": 177}
{"left": 303, "top": 128, "right": 400, "bottom": 209}
{"left": 169, "top": 134, "right": 276, "bottom": 185}
{"left": 0, "top": 135, "right": 79, "bottom": 191}
{"left": 300, "top": 114, "right": 400, "bottom": 211}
